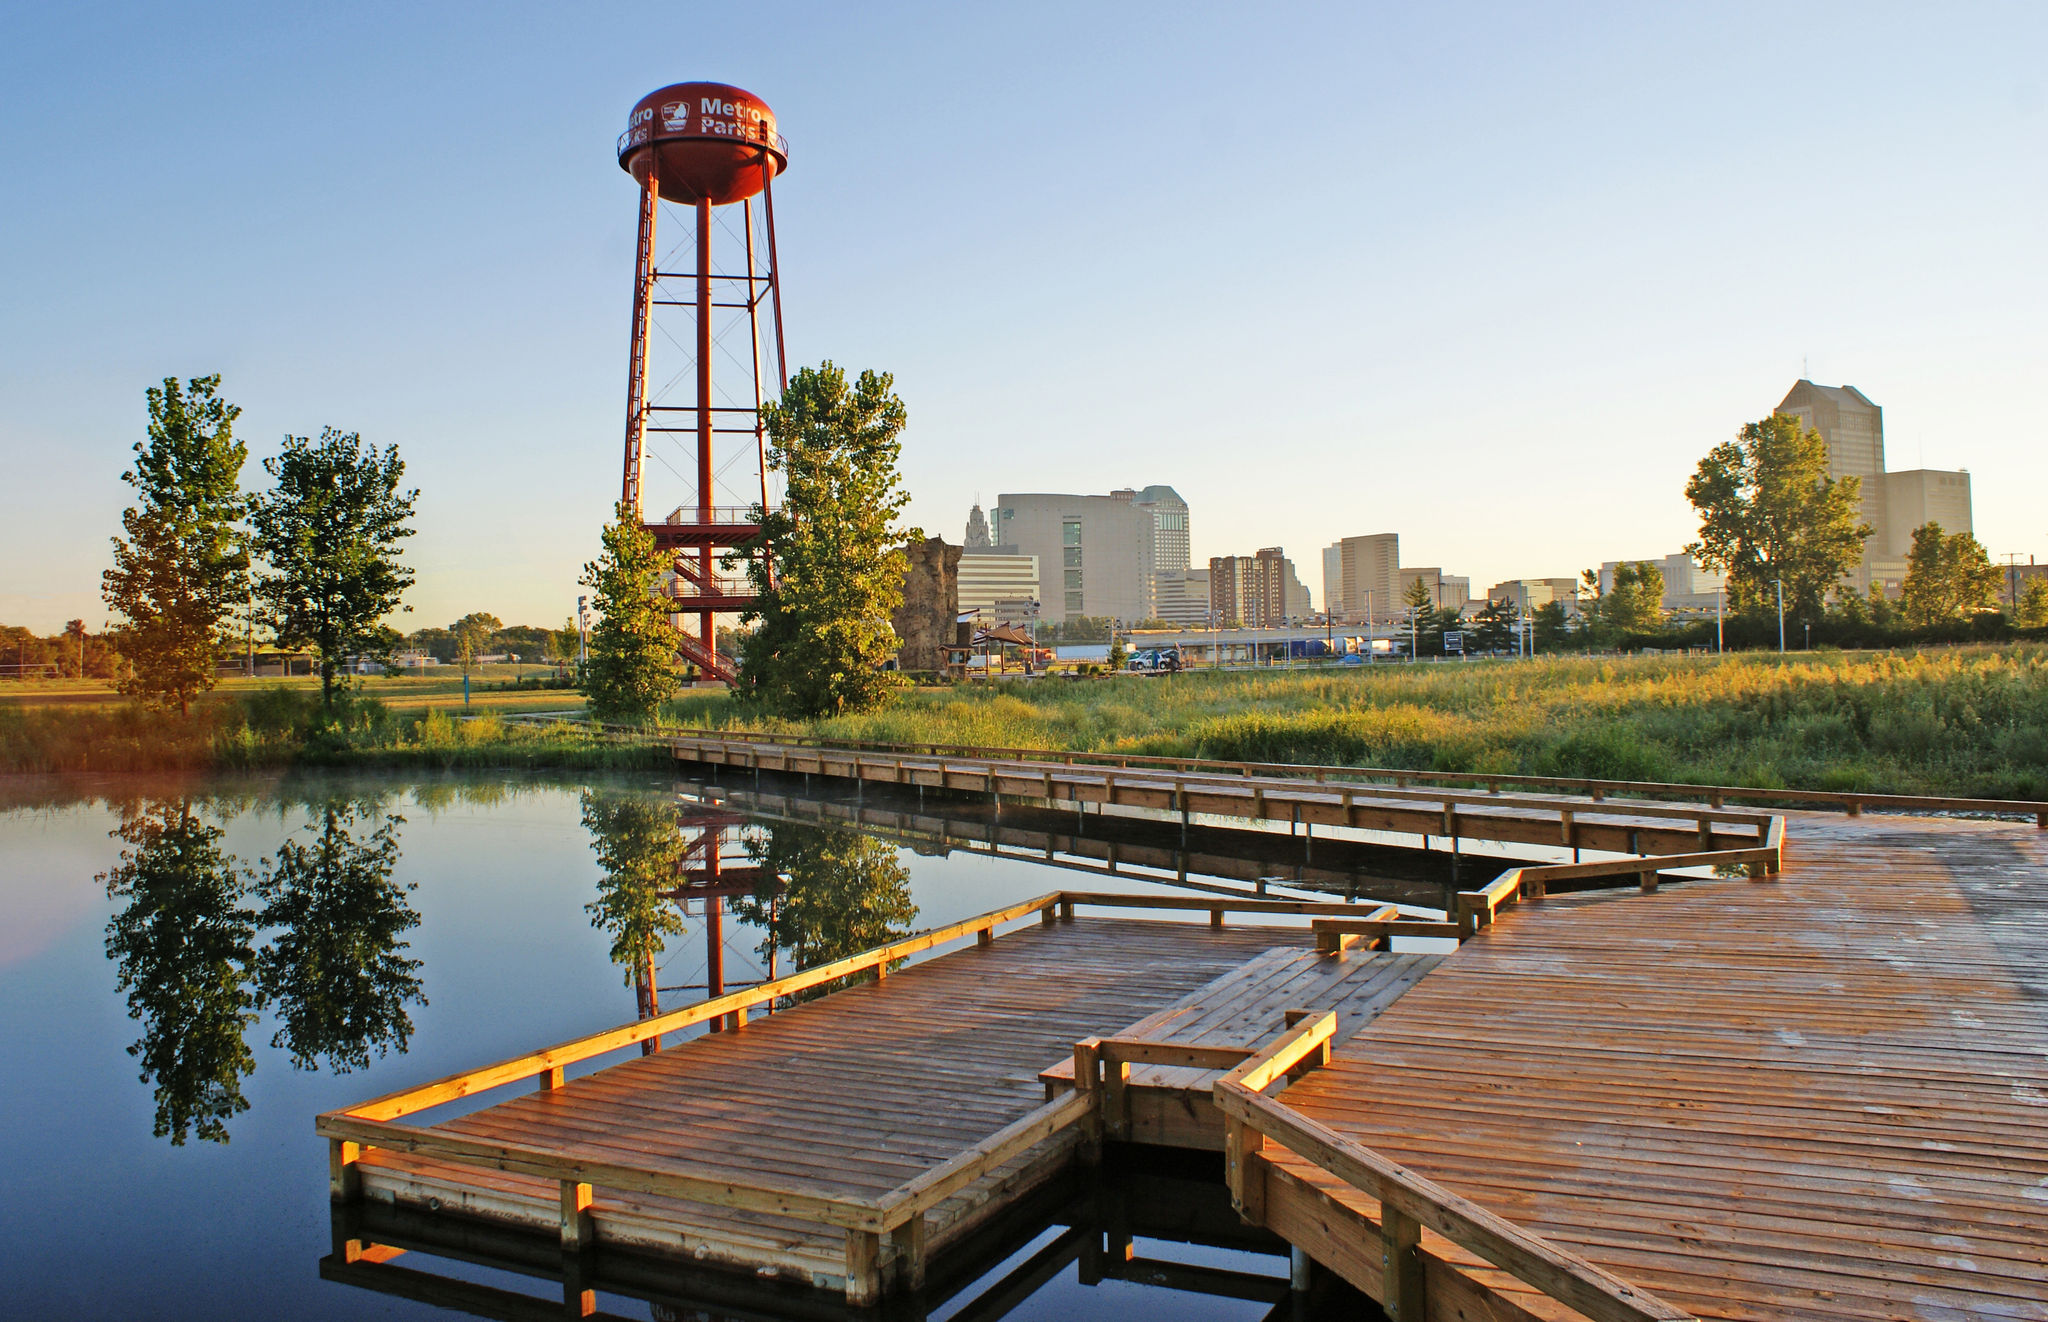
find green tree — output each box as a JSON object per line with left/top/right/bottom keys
{"left": 580, "top": 791, "right": 689, "bottom": 1010}
{"left": 1401, "top": 576, "right": 1434, "bottom": 656}
{"left": 450, "top": 611, "right": 503, "bottom": 691}
{"left": 1470, "top": 598, "right": 1518, "bottom": 653}
{"left": 733, "top": 824, "right": 916, "bottom": 988}
{"left": 1899, "top": 522, "right": 2002, "bottom": 628}
{"left": 546, "top": 616, "right": 581, "bottom": 674}
{"left": 100, "top": 800, "right": 259, "bottom": 1145}
{"left": 580, "top": 504, "right": 681, "bottom": 722}
{"left": 1685, "top": 414, "right": 1870, "bottom": 622}
{"left": 1869, "top": 584, "right": 1899, "bottom": 631}
{"left": 2015, "top": 578, "right": 2048, "bottom": 629}
{"left": 102, "top": 376, "right": 250, "bottom": 714}
{"left": 735, "top": 363, "right": 917, "bottom": 717}
{"left": 1604, "top": 561, "right": 1667, "bottom": 637}
{"left": 250, "top": 428, "right": 417, "bottom": 711}
{"left": 1532, "top": 600, "right": 1571, "bottom": 651}
{"left": 253, "top": 798, "right": 424, "bottom": 1073}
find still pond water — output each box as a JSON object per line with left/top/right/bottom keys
{"left": 0, "top": 771, "right": 1436, "bottom": 1320}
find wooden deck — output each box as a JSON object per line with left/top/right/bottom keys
{"left": 333, "top": 909, "right": 1344, "bottom": 1299}
{"left": 1235, "top": 809, "right": 2048, "bottom": 1322}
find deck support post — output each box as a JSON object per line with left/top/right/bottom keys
{"left": 329, "top": 1138, "right": 361, "bottom": 1202}
{"left": 1223, "top": 1117, "right": 1267, "bottom": 1223}
{"left": 539, "top": 1066, "right": 564, "bottom": 1092}
{"left": 890, "top": 1215, "right": 928, "bottom": 1291}
{"left": 559, "top": 1180, "right": 594, "bottom": 1253}
{"left": 1290, "top": 1244, "right": 1313, "bottom": 1293}
{"left": 1639, "top": 869, "right": 1659, "bottom": 894}
{"left": 1380, "top": 1206, "right": 1426, "bottom": 1321}
{"left": 844, "top": 1230, "right": 882, "bottom": 1306}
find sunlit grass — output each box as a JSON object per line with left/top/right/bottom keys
{"left": 660, "top": 646, "right": 2048, "bottom": 799}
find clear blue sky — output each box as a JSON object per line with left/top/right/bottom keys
{"left": 3, "top": 2, "right": 2043, "bottom": 633}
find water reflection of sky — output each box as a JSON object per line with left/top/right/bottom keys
{"left": 0, "top": 773, "right": 1378, "bottom": 1319}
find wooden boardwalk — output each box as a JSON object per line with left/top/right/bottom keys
{"left": 329, "top": 904, "right": 1372, "bottom": 1301}
{"left": 1234, "top": 809, "right": 2048, "bottom": 1322}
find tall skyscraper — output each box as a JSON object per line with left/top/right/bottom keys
{"left": 992, "top": 485, "right": 1188, "bottom": 624}
{"left": 1322, "top": 543, "right": 1343, "bottom": 618}
{"left": 1336, "top": 534, "right": 1399, "bottom": 623}
{"left": 963, "top": 502, "right": 992, "bottom": 550}
{"left": 1208, "top": 548, "right": 1305, "bottom": 627}
{"left": 1775, "top": 380, "right": 1973, "bottom": 593}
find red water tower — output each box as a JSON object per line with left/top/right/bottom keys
{"left": 617, "top": 82, "right": 789, "bottom": 681}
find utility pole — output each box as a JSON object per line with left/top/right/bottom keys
{"left": 577, "top": 594, "right": 589, "bottom": 668}
{"left": 1716, "top": 585, "right": 1724, "bottom": 654}
{"left": 1775, "top": 579, "right": 1785, "bottom": 654}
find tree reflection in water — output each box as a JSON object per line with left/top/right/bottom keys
{"left": 98, "top": 793, "right": 427, "bottom": 1144}
{"left": 580, "top": 790, "right": 689, "bottom": 1018}
{"left": 254, "top": 799, "right": 424, "bottom": 1072}
{"left": 734, "top": 823, "right": 917, "bottom": 990}
{"left": 100, "top": 801, "right": 260, "bottom": 1146}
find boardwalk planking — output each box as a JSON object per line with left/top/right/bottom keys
{"left": 1265, "top": 809, "right": 2048, "bottom": 1322}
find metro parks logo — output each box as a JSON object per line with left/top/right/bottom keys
{"left": 659, "top": 101, "right": 694, "bottom": 132}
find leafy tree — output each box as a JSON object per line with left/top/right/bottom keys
{"left": 735, "top": 363, "right": 917, "bottom": 717}
{"left": 1108, "top": 632, "right": 1129, "bottom": 669}
{"left": 102, "top": 376, "right": 250, "bottom": 714}
{"left": 2016, "top": 578, "right": 2048, "bottom": 629}
{"left": 450, "top": 612, "right": 503, "bottom": 683}
{"left": 1899, "top": 522, "right": 2002, "bottom": 627}
{"left": 733, "top": 824, "right": 915, "bottom": 988}
{"left": 100, "top": 801, "right": 259, "bottom": 1145}
{"left": 546, "top": 616, "right": 581, "bottom": 674}
{"left": 1869, "top": 584, "right": 1899, "bottom": 631}
{"left": 250, "top": 428, "right": 417, "bottom": 711}
{"left": 1685, "top": 414, "right": 1870, "bottom": 622}
{"left": 1603, "top": 561, "right": 1666, "bottom": 637}
{"left": 1533, "top": 600, "right": 1571, "bottom": 651}
{"left": 580, "top": 791, "right": 688, "bottom": 1011}
{"left": 580, "top": 504, "right": 682, "bottom": 722}
{"left": 405, "top": 626, "right": 457, "bottom": 663}
{"left": 1829, "top": 584, "right": 1872, "bottom": 628}
{"left": 253, "top": 798, "right": 424, "bottom": 1073}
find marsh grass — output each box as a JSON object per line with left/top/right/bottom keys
{"left": 659, "top": 646, "right": 2048, "bottom": 799}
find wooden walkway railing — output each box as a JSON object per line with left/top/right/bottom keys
{"left": 628, "top": 724, "right": 2048, "bottom": 825}
{"left": 1196, "top": 1015, "right": 1698, "bottom": 1322}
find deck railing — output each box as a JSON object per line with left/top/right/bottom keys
{"left": 1206, "top": 1015, "right": 1699, "bottom": 1322}
{"left": 319, "top": 890, "right": 1395, "bottom": 1303}
{"left": 636, "top": 725, "right": 2048, "bottom": 825}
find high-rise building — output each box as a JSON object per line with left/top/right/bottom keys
{"left": 1600, "top": 553, "right": 1724, "bottom": 611}
{"left": 964, "top": 503, "right": 992, "bottom": 550}
{"left": 1321, "top": 543, "right": 1343, "bottom": 618}
{"left": 1336, "top": 534, "right": 1399, "bottom": 623}
{"left": 1488, "top": 578, "right": 1580, "bottom": 610}
{"left": 1209, "top": 548, "right": 1304, "bottom": 627}
{"left": 1153, "top": 568, "right": 1211, "bottom": 626}
{"left": 957, "top": 549, "right": 1039, "bottom": 621}
{"left": 992, "top": 486, "right": 1188, "bottom": 624}
{"left": 1397, "top": 568, "right": 1470, "bottom": 613}
{"left": 1775, "top": 380, "right": 1973, "bottom": 594}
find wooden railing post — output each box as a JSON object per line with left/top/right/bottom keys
{"left": 559, "top": 1179, "right": 594, "bottom": 1252}
{"left": 844, "top": 1230, "right": 882, "bottom": 1306}
{"left": 329, "top": 1138, "right": 361, "bottom": 1202}
{"left": 891, "top": 1215, "right": 928, "bottom": 1291}
{"left": 1381, "top": 1206, "right": 1427, "bottom": 1321}
{"left": 1224, "top": 1116, "right": 1267, "bottom": 1223}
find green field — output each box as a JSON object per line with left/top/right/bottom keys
{"left": 663, "top": 645, "right": 2048, "bottom": 800}
{"left": 0, "top": 665, "right": 585, "bottom": 714}
{"left": 8, "top": 647, "right": 2046, "bottom": 797}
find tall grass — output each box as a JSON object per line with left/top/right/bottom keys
{"left": 660, "top": 646, "right": 2048, "bottom": 799}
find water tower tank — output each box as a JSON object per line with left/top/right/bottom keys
{"left": 617, "top": 81, "right": 786, "bottom": 205}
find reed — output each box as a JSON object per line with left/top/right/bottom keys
{"left": 660, "top": 645, "right": 2048, "bottom": 799}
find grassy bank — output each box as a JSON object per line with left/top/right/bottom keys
{"left": 0, "top": 687, "right": 651, "bottom": 775}
{"left": 9, "top": 646, "right": 2045, "bottom": 798}
{"left": 663, "top": 645, "right": 2048, "bottom": 800}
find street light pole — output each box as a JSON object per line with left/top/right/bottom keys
{"left": 1716, "top": 585, "right": 1724, "bottom": 654}
{"left": 1775, "top": 579, "right": 1785, "bottom": 654}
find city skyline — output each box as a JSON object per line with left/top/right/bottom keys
{"left": 4, "top": 4, "right": 2044, "bottom": 634}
